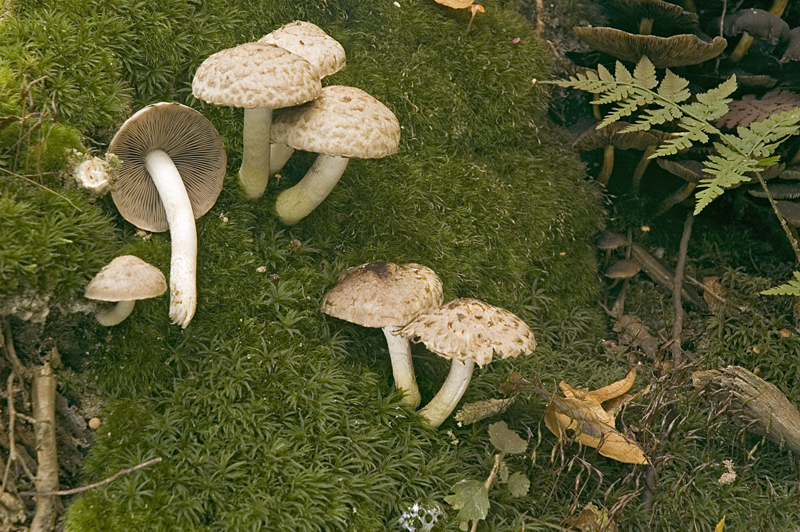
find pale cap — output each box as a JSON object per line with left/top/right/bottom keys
{"left": 320, "top": 261, "right": 443, "bottom": 328}
{"left": 399, "top": 298, "right": 536, "bottom": 367}
{"left": 271, "top": 85, "right": 401, "bottom": 159}
{"left": 259, "top": 21, "right": 346, "bottom": 79}
{"left": 85, "top": 255, "right": 167, "bottom": 302}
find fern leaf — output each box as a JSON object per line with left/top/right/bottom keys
{"left": 626, "top": 105, "right": 683, "bottom": 132}
{"left": 762, "top": 271, "right": 800, "bottom": 296}
{"left": 657, "top": 70, "right": 691, "bottom": 103}
{"left": 696, "top": 76, "right": 738, "bottom": 106}
{"left": 598, "top": 64, "right": 614, "bottom": 83}
{"left": 694, "top": 147, "right": 759, "bottom": 213}
{"left": 615, "top": 61, "right": 633, "bottom": 84}
{"left": 652, "top": 134, "right": 694, "bottom": 157}
{"left": 632, "top": 56, "right": 658, "bottom": 90}
{"left": 601, "top": 95, "right": 655, "bottom": 127}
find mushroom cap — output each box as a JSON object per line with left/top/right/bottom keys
{"left": 776, "top": 201, "right": 800, "bottom": 225}
{"left": 597, "top": 232, "right": 627, "bottom": 250}
{"left": 573, "top": 26, "right": 727, "bottom": 68}
{"left": 604, "top": 0, "right": 698, "bottom": 30}
{"left": 192, "top": 42, "right": 322, "bottom": 109}
{"left": 573, "top": 122, "right": 669, "bottom": 151}
{"left": 749, "top": 182, "right": 800, "bottom": 199}
{"left": 258, "top": 21, "right": 346, "bottom": 79}
{"left": 320, "top": 261, "right": 443, "bottom": 328}
{"left": 605, "top": 258, "right": 641, "bottom": 279}
{"left": 781, "top": 27, "right": 800, "bottom": 63}
{"left": 723, "top": 8, "right": 790, "bottom": 44}
{"left": 398, "top": 298, "right": 536, "bottom": 367}
{"left": 85, "top": 255, "right": 167, "bottom": 302}
{"left": 657, "top": 158, "right": 708, "bottom": 183}
{"left": 109, "top": 102, "right": 227, "bottom": 233}
{"left": 271, "top": 85, "right": 401, "bottom": 159}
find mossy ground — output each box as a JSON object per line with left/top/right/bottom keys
{"left": 3, "top": 0, "right": 800, "bottom": 530}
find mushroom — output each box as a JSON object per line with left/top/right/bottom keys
{"left": 399, "top": 298, "right": 536, "bottom": 428}
{"left": 271, "top": 85, "right": 401, "bottom": 225}
{"left": 109, "top": 102, "right": 226, "bottom": 328}
{"left": 85, "top": 255, "right": 167, "bottom": 326}
{"left": 573, "top": 26, "right": 727, "bottom": 68}
{"left": 722, "top": 8, "right": 790, "bottom": 62}
{"left": 258, "top": 21, "right": 347, "bottom": 176}
{"left": 603, "top": 0, "right": 698, "bottom": 35}
{"left": 320, "top": 261, "right": 443, "bottom": 408}
{"left": 192, "top": 42, "right": 321, "bottom": 199}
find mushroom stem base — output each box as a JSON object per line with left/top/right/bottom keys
{"left": 418, "top": 358, "right": 476, "bottom": 428}
{"left": 383, "top": 326, "right": 421, "bottom": 408}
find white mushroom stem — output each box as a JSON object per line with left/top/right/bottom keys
{"left": 274, "top": 154, "right": 350, "bottom": 225}
{"left": 418, "top": 358, "right": 476, "bottom": 428}
{"left": 240, "top": 107, "right": 273, "bottom": 199}
{"left": 270, "top": 143, "right": 296, "bottom": 176}
{"left": 95, "top": 301, "right": 136, "bottom": 326}
{"left": 144, "top": 149, "right": 197, "bottom": 328}
{"left": 383, "top": 326, "right": 421, "bottom": 408}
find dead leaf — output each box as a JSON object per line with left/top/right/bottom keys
{"left": 563, "top": 502, "right": 618, "bottom": 532}
{"left": 716, "top": 89, "right": 800, "bottom": 128}
{"left": 434, "top": 0, "right": 476, "bottom": 8}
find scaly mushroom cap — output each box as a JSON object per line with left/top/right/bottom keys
{"left": 573, "top": 26, "right": 727, "bottom": 68}
{"left": 271, "top": 85, "right": 401, "bottom": 159}
{"left": 320, "top": 261, "right": 443, "bottom": 328}
{"left": 85, "top": 255, "right": 167, "bottom": 302}
{"left": 258, "top": 21, "right": 346, "bottom": 79}
{"left": 192, "top": 42, "right": 321, "bottom": 109}
{"left": 399, "top": 298, "right": 536, "bottom": 367}
{"left": 109, "top": 102, "right": 226, "bottom": 232}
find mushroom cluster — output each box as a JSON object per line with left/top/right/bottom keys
{"left": 193, "top": 20, "right": 401, "bottom": 226}
{"left": 321, "top": 261, "right": 536, "bottom": 427}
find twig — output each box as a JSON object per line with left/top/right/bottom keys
{"left": 2, "top": 319, "right": 29, "bottom": 379}
{"left": 1, "top": 372, "right": 34, "bottom": 498}
{"left": 671, "top": 210, "right": 694, "bottom": 367}
{"left": 469, "top": 453, "right": 503, "bottom": 532}
{"left": 30, "top": 362, "right": 59, "bottom": 532}
{"left": 533, "top": 0, "right": 546, "bottom": 35}
{"left": 19, "top": 457, "right": 163, "bottom": 497}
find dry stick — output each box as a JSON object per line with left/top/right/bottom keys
{"left": 30, "top": 362, "right": 58, "bottom": 532}
{"left": 469, "top": 453, "right": 503, "bottom": 532}
{"left": 534, "top": 0, "right": 546, "bottom": 35}
{"left": 19, "top": 457, "right": 163, "bottom": 497}
{"left": 1, "top": 372, "right": 34, "bottom": 497}
{"left": 2, "top": 319, "right": 29, "bottom": 379}
{"left": 671, "top": 210, "right": 694, "bottom": 367}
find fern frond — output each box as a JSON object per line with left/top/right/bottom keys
{"left": 694, "top": 145, "right": 759, "bottom": 212}
{"left": 632, "top": 56, "right": 658, "bottom": 90}
{"left": 762, "top": 271, "right": 800, "bottom": 296}
{"left": 657, "top": 70, "right": 691, "bottom": 103}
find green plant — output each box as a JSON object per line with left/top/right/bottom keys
{"left": 546, "top": 56, "right": 800, "bottom": 294}
{"left": 444, "top": 421, "right": 530, "bottom": 532}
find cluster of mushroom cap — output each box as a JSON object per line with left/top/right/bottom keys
{"left": 320, "top": 260, "right": 536, "bottom": 428}
{"left": 192, "top": 21, "right": 400, "bottom": 225}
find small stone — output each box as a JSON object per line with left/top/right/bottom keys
{"left": 89, "top": 417, "right": 101, "bottom": 430}
{"left": 780, "top": 328, "right": 792, "bottom": 338}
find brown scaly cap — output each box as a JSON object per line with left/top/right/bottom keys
{"left": 271, "top": 85, "right": 401, "bottom": 159}
{"left": 573, "top": 26, "right": 727, "bottom": 68}
{"left": 320, "top": 261, "right": 443, "bottom": 328}
{"left": 398, "top": 298, "right": 536, "bottom": 367}
{"left": 192, "top": 42, "right": 321, "bottom": 109}
{"left": 258, "top": 21, "right": 346, "bottom": 79}
{"left": 109, "top": 102, "right": 226, "bottom": 233}
{"left": 85, "top": 255, "right": 167, "bottom": 302}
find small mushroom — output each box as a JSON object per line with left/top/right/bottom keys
{"left": 320, "top": 261, "right": 443, "bottom": 408}
{"left": 604, "top": 0, "right": 698, "bottom": 35}
{"left": 606, "top": 259, "right": 641, "bottom": 281}
{"left": 271, "top": 85, "right": 401, "bottom": 225}
{"left": 192, "top": 42, "right": 321, "bottom": 199}
{"left": 109, "top": 102, "right": 226, "bottom": 328}
{"left": 399, "top": 298, "right": 536, "bottom": 428}
{"left": 722, "top": 8, "right": 790, "bottom": 62}
{"left": 85, "top": 255, "right": 167, "bottom": 326}
{"left": 781, "top": 27, "right": 800, "bottom": 63}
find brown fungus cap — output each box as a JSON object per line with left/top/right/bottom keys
{"left": 606, "top": 259, "right": 642, "bottom": 279}
{"left": 782, "top": 27, "right": 800, "bottom": 63}
{"left": 604, "top": 0, "right": 698, "bottom": 30}
{"left": 258, "top": 21, "right": 346, "bottom": 79}
{"left": 573, "top": 26, "right": 727, "bottom": 68}
{"left": 657, "top": 158, "right": 708, "bottom": 183}
{"left": 85, "top": 255, "right": 167, "bottom": 302}
{"left": 749, "top": 182, "right": 800, "bottom": 199}
{"left": 398, "top": 298, "right": 536, "bottom": 367}
{"left": 598, "top": 232, "right": 627, "bottom": 250}
{"left": 109, "top": 102, "right": 226, "bottom": 233}
{"left": 192, "top": 42, "right": 321, "bottom": 109}
{"left": 271, "top": 85, "right": 401, "bottom": 159}
{"left": 776, "top": 201, "right": 800, "bottom": 225}
{"left": 320, "top": 261, "right": 443, "bottom": 328}
{"left": 723, "top": 8, "right": 790, "bottom": 44}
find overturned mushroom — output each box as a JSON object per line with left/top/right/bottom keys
{"left": 399, "top": 298, "right": 536, "bottom": 427}
{"left": 109, "top": 102, "right": 226, "bottom": 328}
{"left": 320, "top": 261, "right": 443, "bottom": 408}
